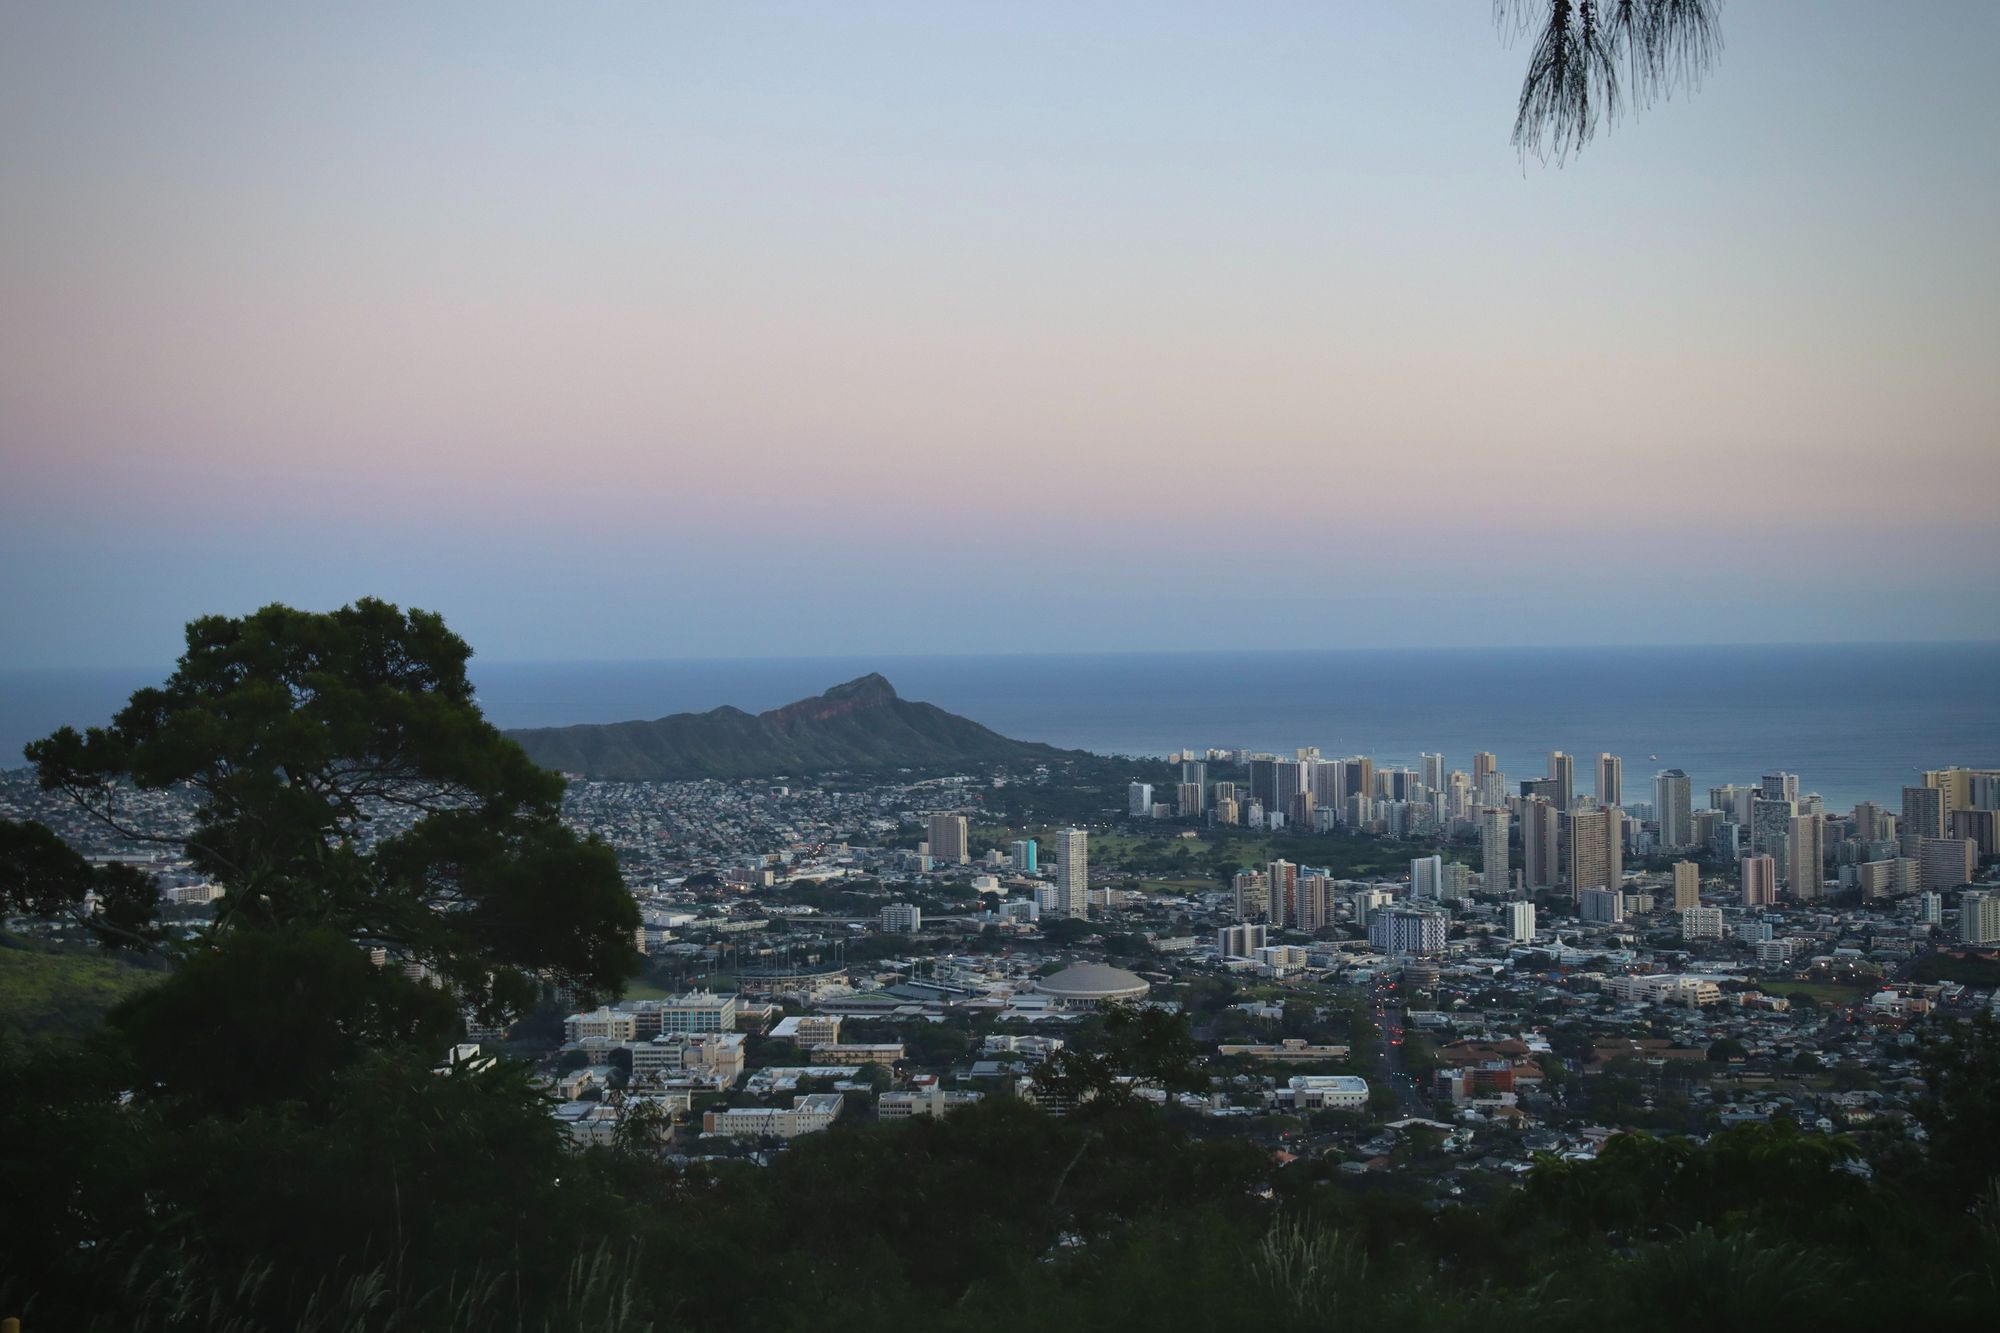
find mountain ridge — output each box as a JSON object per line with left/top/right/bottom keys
{"left": 504, "top": 674, "right": 1071, "bottom": 780}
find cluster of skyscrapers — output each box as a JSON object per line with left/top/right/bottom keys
{"left": 926, "top": 813, "right": 1090, "bottom": 919}
{"left": 1150, "top": 749, "right": 1996, "bottom": 911}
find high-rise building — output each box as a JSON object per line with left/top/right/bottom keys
{"left": 1951, "top": 809, "right": 2000, "bottom": 858}
{"left": 1857, "top": 858, "right": 1921, "bottom": 898}
{"left": 1681, "top": 906, "right": 1724, "bottom": 940}
{"left": 1654, "top": 769, "right": 1693, "bottom": 850}
{"left": 1368, "top": 907, "right": 1448, "bottom": 957}
{"left": 1294, "top": 874, "right": 1333, "bottom": 934}
{"left": 1055, "top": 829, "right": 1089, "bottom": 918}
{"left": 1520, "top": 776, "right": 1562, "bottom": 805}
{"left": 1231, "top": 871, "right": 1270, "bottom": 922}
{"left": 1787, "top": 813, "right": 1825, "bottom": 896}
{"left": 1902, "top": 785, "right": 1945, "bottom": 845}
{"left": 1248, "top": 758, "right": 1278, "bottom": 811}
{"left": 1961, "top": 890, "right": 2000, "bottom": 946}
{"left": 1596, "top": 753, "right": 1623, "bottom": 808}
{"left": 1853, "top": 800, "right": 1892, "bottom": 844}
{"left": 1741, "top": 854, "right": 1777, "bottom": 908}
{"left": 1267, "top": 860, "right": 1298, "bottom": 927}
{"left": 928, "top": 814, "right": 969, "bottom": 865}
{"left": 1180, "top": 760, "right": 1207, "bottom": 787}
{"left": 1338, "top": 757, "right": 1375, "bottom": 815}
{"left": 1410, "top": 855, "right": 1444, "bottom": 900}
{"left": 1215, "top": 923, "right": 1269, "bottom": 957}
{"left": 1128, "top": 783, "right": 1154, "bottom": 818}
{"left": 1479, "top": 807, "right": 1511, "bottom": 893}
{"left": 1274, "top": 762, "right": 1308, "bottom": 821}
{"left": 1348, "top": 887, "right": 1393, "bottom": 927}
{"left": 1920, "top": 837, "right": 1977, "bottom": 892}
{"left": 1473, "top": 752, "right": 1498, "bottom": 787}
{"left": 1176, "top": 782, "right": 1205, "bottom": 817}
{"left": 1547, "top": 751, "right": 1575, "bottom": 812}
{"left": 1672, "top": 860, "right": 1701, "bottom": 911}
{"left": 1421, "top": 753, "right": 1446, "bottom": 792}
{"left": 1567, "top": 806, "right": 1622, "bottom": 898}
{"left": 1521, "top": 797, "right": 1561, "bottom": 891}
{"left": 1309, "top": 760, "right": 1340, "bottom": 811}
{"left": 879, "top": 903, "right": 923, "bottom": 933}
{"left": 1923, "top": 767, "right": 1999, "bottom": 836}
{"left": 1506, "top": 901, "right": 1536, "bottom": 942}
{"left": 1751, "top": 797, "right": 1796, "bottom": 859}
{"left": 1445, "top": 771, "right": 1473, "bottom": 820}
{"left": 1760, "top": 772, "right": 1800, "bottom": 804}
{"left": 1010, "top": 838, "right": 1038, "bottom": 875}
{"left": 1213, "top": 781, "right": 1237, "bottom": 804}
{"left": 1578, "top": 887, "right": 1624, "bottom": 923}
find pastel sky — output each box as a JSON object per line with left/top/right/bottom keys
{"left": 3, "top": 2, "right": 1997, "bottom": 668}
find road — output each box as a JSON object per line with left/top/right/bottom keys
{"left": 1369, "top": 983, "right": 1429, "bottom": 1117}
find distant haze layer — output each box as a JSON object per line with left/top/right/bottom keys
{"left": 5, "top": 643, "right": 1995, "bottom": 812}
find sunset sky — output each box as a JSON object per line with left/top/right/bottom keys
{"left": 4, "top": 2, "right": 1997, "bottom": 667}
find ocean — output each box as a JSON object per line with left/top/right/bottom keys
{"left": 4, "top": 643, "right": 1996, "bottom": 813}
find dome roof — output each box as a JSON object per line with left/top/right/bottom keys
{"left": 1036, "top": 962, "right": 1150, "bottom": 1000}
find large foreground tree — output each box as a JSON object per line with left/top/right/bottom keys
{"left": 16, "top": 599, "right": 637, "bottom": 1025}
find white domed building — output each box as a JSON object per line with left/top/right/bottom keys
{"left": 1035, "top": 962, "right": 1150, "bottom": 1011}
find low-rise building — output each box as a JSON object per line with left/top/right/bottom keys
{"left": 631, "top": 1032, "right": 746, "bottom": 1089}
{"left": 878, "top": 1079, "right": 983, "bottom": 1120}
{"left": 702, "top": 1092, "right": 845, "bottom": 1140}
{"left": 1277, "top": 1074, "right": 1370, "bottom": 1111}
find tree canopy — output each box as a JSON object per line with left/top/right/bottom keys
{"left": 15, "top": 598, "right": 637, "bottom": 1019}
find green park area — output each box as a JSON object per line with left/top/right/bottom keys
{"left": 1758, "top": 980, "right": 1873, "bottom": 1007}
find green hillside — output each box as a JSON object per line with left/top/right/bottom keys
{"left": 506, "top": 673, "right": 1072, "bottom": 780}
{"left": 0, "top": 938, "right": 165, "bottom": 1041}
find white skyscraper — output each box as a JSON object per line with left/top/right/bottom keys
{"left": 1960, "top": 890, "right": 2000, "bottom": 945}
{"left": 1506, "top": 900, "right": 1536, "bottom": 942}
{"left": 1410, "top": 854, "right": 1444, "bottom": 900}
{"left": 1128, "top": 782, "right": 1153, "bottom": 817}
{"left": 1055, "top": 828, "right": 1089, "bottom": 919}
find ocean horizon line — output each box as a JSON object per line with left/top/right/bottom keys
{"left": 7, "top": 636, "right": 2000, "bottom": 677}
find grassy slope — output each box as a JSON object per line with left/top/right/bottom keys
{"left": 0, "top": 941, "right": 163, "bottom": 1041}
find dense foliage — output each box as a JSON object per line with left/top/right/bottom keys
{"left": 8, "top": 1022, "right": 2000, "bottom": 1331}
{"left": 13, "top": 599, "right": 637, "bottom": 1016}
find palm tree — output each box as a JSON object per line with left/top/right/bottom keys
{"left": 1498, "top": 0, "right": 1724, "bottom": 161}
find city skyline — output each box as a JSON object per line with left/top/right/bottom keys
{"left": 4, "top": 2, "right": 1999, "bottom": 668}
{"left": 6, "top": 7, "right": 1999, "bottom": 1327}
